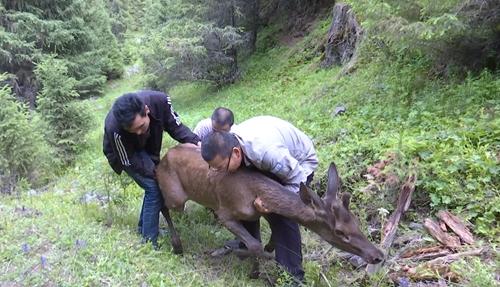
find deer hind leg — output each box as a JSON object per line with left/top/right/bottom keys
{"left": 160, "top": 207, "right": 183, "bottom": 255}
{"left": 158, "top": 172, "right": 188, "bottom": 212}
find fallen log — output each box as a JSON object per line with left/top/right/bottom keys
{"left": 366, "top": 171, "right": 417, "bottom": 274}
{"left": 437, "top": 210, "right": 474, "bottom": 245}
{"left": 424, "top": 218, "right": 461, "bottom": 248}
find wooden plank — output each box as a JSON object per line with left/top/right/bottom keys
{"left": 423, "top": 218, "right": 461, "bottom": 248}
{"left": 437, "top": 210, "right": 475, "bottom": 245}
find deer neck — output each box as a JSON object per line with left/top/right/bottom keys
{"left": 256, "top": 182, "right": 316, "bottom": 225}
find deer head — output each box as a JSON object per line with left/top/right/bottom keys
{"left": 299, "top": 162, "right": 384, "bottom": 264}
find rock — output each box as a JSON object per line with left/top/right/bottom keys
{"left": 397, "top": 277, "right": 410, "bottom": 287}
{"left": 79, "top": 191, "right": 109, "bottom": 206}
{"left": 125, "top": 64, "right": 141, "bottom": 77}
{"left": 333, "top": 105, "right": 347, "bottom": 116}
{"left": 41, "top": 255, "right": 48, "bottom": 269}
{"left": 75, "top": 239, "right": 87, "bottom": 249}
{"left": 347, "top": 255, "right": 366, "bottom": 268}
{"left": 27, "top": 189, "right": 38, "bottom": 196}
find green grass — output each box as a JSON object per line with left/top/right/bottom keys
{"left": 1, "top": 12, "right": 499, "bottom": 286}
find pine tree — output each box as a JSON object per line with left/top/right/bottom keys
{"left": 140, "top": 0, "right": 256, "bottom": 89}
{"left": 0, "top": 0, "right": 124, "bottom": 104}
{"left": 35, "top": 57, "right": 91, "bottom": 162}
{"left": 0, "top": 73, "right": 55, "bottom": 193}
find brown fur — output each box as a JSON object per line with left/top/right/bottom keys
{"left": 156, "top": 144, "right": 384, "bottom": 264}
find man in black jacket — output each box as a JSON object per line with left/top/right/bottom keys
{"left": 103, "top": 90, "right": 200, "bottom": 247}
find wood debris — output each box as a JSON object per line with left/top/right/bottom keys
{"left": 437, "top": 210, "right": 475, "bottom": 245}
{"left": 424, "top": 218, "right": 461, "bottom": 248}
{"left": 366, "top": 171, "right": 417, "bottom": 274}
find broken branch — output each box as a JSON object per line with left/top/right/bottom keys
{"left": 424, "top": 218, "right": 461, "bottom": 248}
{"left": 437, "top": 210, "right": 474, "bottom": 245}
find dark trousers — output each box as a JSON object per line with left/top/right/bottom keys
{"left": 242, "top": 215, "right": 304, "bottom": 281}
{"left": 124, "top": 151, "right": 164, "bottom": 244}
{"left": 240, "top": 172, "right": 314, "bottom": 281}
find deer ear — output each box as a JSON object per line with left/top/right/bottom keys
{"left": 341, "top": 192, "right": 351, "bottom": 209}
{"left": 300, "top": 182, "right": 325, "bottom": 210}
{"left": 324, "top": 162, "right": 340, "bottom": 206}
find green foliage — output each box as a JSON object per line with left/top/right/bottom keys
{"left": 166, "top": 14, "right": 499, "bottom": 237}
{"left": 0, "top": 74, "right": 55, "bottom": 193}
{"left": 345, "top": 0, "right": 500, "bottom": 77}
{"left": 35, "top": 57, "right": 91, "bottom": 162}
{"left": 452, "top": 257, "right": 498, "bottom": 286}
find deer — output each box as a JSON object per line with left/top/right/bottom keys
{"left": 155, "top": 144, "right": 384, "bottom": 273}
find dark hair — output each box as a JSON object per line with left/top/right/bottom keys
{"left": 201, "top": 131, "right": 240, "bottom": 162}
{"left": 112, "top": 93, "right": 146, "bottom": 129}
{"left": 211, "top": 107, "right": 234, "bottom": 127}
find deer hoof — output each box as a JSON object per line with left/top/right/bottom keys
{"left": 171, "top": 237, "right": 183, "bottom": 255}
{"left": 264, "top": 241, "right": 275, "bottom": 253}
{"left": 249, "top": 260, "right": 260, "bottom": 279}
{"left": 248, "top": 269, "right": 260, "bottom": 279}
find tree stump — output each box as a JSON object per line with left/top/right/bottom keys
{"left": 321, "top": 3, "right": 362, "bottom": 68}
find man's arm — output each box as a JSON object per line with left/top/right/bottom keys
{"left": 106, "top": 131, "right": 155, "bottom": 178}
{"left": 161, "top": 94, "right": 200, "bottom": 144}
{"left": 193, "top": 118, "right": 213, "bottom": 142}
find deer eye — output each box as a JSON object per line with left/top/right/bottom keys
{"left": 336, "top": 230, "right": 350, "bottom": 242}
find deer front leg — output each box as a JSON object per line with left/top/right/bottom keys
{"left": 218, "top": 216, "right": 263, "bottom": 256}
{"left": 218, "top": 217, "right": 263, "bottom": 279}
{"left": 160, "top": 207, "right": 183, "bottom": 255}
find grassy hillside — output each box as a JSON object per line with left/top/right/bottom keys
{"left": 1, "top": 5, "right": 498, "bottom": 287}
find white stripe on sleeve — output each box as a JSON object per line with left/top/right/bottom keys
{"left": 166, "top": 95, "right": 181, "bottom": 126}
{"left": 114, "top": 133, "right": 130, "bottom": 166}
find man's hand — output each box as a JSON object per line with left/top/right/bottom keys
{"left": 254, "top": 197, "right": 270, "bottom": 214}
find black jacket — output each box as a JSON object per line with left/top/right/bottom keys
{"left": 103, "top": 90, "right": 200, "bottom": 178}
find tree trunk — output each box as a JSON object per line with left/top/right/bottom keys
{"left": 321, "top": 3, "right": 362, "bottom": 68}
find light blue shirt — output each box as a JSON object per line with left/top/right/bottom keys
{"left": 232, "top": 116, "right": 318, "bottom": 193}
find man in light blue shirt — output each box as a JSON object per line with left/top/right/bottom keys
{"left": 201, "top": 116, "right": 318, "bottom": 283}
